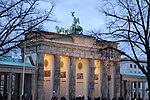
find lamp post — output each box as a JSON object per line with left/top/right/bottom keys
{"left": 22, "top": 41, "right": 27, "bottom": 100}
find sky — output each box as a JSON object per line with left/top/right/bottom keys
{"left": 46, "top": 0, "right": 106, "bottom": 33}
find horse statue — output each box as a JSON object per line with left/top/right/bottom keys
{"left": 70, "top": 12, "right": 83, "bottom": 34}
{"left": 55, "top": 26, "right": 70, "bottom": 34}
{"left": 55, "top": 12, "right": 83, "bottom": 34}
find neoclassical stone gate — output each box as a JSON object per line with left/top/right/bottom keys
{"left": 24, "top": 31, "right": 121, "bottom": 100}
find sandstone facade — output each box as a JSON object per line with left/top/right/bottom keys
{"left": 25, "top": 31, "right": 121, "bottom": 100}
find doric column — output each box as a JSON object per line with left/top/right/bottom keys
{"left": 31, "top": 71, "right": 38, "bottom": 100}
{"left": 69, "top": 57, "right": 76, "bottom": 99}
{"left": 111, "top": 63, "right": 115, "bottom": 99}
{"left": 8, "top": 73, "right": 12, "bottom": 100}
{"left": 88, "top": 59, "right": 94, "bottom": 99}
{"left": 53, "top": 55, "right": 60, "bottom": 97}
{"left": 66, "top": 57, "right": 70, "bottom": 99}
{"left": 121, "top": 79, "right": 124, "bottom": 97}
{"left": 125, "top": 80, "right": 131, "bottom": 100}
{"left": 142, "top": 82, "right": 146, "bottom": 100}
{"left": 101, "top": 61, "right": 107, "bottom": 97}
{"left": 37, "top": 53, "right": 45, "bottom": 100}
{"left": 114, "top": 62, "right": 120, "bottom": 98}
{"left": 85, "top": 59, "right": 89, "bottom": 100}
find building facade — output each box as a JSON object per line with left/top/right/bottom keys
{"left": 0, "top": 56, "right": 37, "bottom": 100}
{"left": 23, "top": 31, "right": 121, "bottom": 100}
{"left": 120, "top": 58, "right": 148, "bottom": 100}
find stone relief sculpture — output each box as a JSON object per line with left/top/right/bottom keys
{"left": 55, "top": 12, "right": 83, "bottom": 34}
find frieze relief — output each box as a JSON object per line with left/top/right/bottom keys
{"left": 26, "top": 41, "right": 120, "bottom": 61}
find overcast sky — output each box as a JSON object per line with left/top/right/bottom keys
{"left": 46, "top": 0, "right": 105, "bottom": 33}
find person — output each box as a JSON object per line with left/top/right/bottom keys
{"left": 0, "top": 92, "right": 2, "bottom": 100}
{"left": 88, "top": 96, "right": 91, "bottom": 100}
{"left": 61, "top": 96, "right": 66, "bottom": 100}
{"left": 51, "top": 96, "right": 57, "bottom": 100}
{"left": 22, "top": 94, "right": 25, "bottom": 100}
{"left": 28, "top": 95, "right": 32, "bottom": 100}
{"left": 3, "top": 91, "right": 7, "bottom": 100}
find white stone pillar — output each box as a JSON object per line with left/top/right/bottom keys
{"left": 53, "top": 55, "right": 60, "bottom": 97}
{"left": 88, "top": 59, "right": 94, "bottom": 99}
{"left": 8, "top": 73, "right": 12, "bottom": 100}
{"left": 69, "top": 57, "right": 76, "bottom": 99}
{"left": 50, "top": 55, "right": 54, "bottom": 99}
{"left": 128, "top": 81, "right": 132, "bottom": 100}
{"left": 66, "top": 57, "right": 70, "bottom": 99}
{"left": 111, "top": 63, "right": 115, "bottom": 99}
{"left": 85, "top": 59, "right": 89, "bottom": 100}
{"left": 37, "top": 53, "right": 45, "bottom": 100}
{"left": 101, "top": 61, "right": 108, "bottom": 97}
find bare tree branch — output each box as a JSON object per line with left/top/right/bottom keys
{"left": 95, "top": 0, "right": 150, "bottom": 96}
{"left": 0, "top": 0, "right": 56, "bottom": 56}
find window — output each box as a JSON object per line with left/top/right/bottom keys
{"left": 130, "top": 64, "right": 132, "bottom": 68}
{"left": 134, "top": 82, "right": 136, "bottom": 88}
{"left": 138, "top": 82, "right": 140, "bottom": 88}
{"left": 94, "top": 74, "right": 98, "bottom": 80}
{"left": 134, "top": 92, "right": 136, "bottom": 99}
{"left": 138, "top": 71, "right": 141, "bottom": 74}
{"left": 134, "top": 71, "right": 136, "bottom": 73}
{"left": 44, "top": 71, "right": 51, "bottom": 77}
{"left": 134, "top": 65, "right": 136, "bottom": 68}
{"left": 139, "top": 92, "right": 141, "bottom": 99}
{"left": 60, "top": 72, "right": 66, "bottom": 78}
{"left": 77, "top": 73, "right": 83, "bottom": 79}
